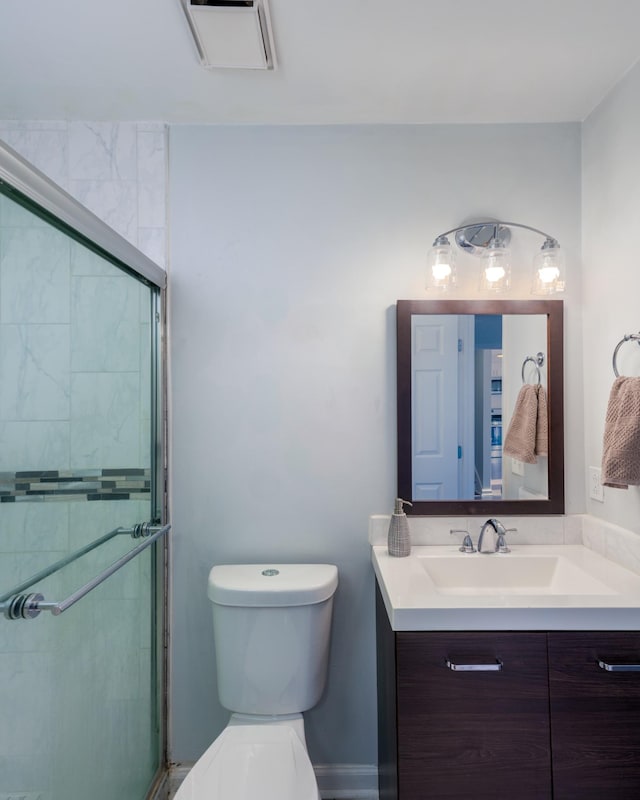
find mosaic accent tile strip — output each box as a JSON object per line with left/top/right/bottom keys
{"left": 0, "top": 468, "right": 151, "bottom": 502}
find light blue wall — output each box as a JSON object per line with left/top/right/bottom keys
{"left": 168, "top": 123, "right": 583, "bottom": 765}
{"left": 582, "top": 59, "right": 640, "bottom": 532}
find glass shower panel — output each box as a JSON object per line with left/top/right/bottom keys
{"left": 0, "top": 189, "right": 164, "bottom": 799}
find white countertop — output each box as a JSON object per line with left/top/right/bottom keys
{"left": 372, "top": 544, "right": 640, "bottom": 631}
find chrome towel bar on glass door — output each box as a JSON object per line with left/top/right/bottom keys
{"left": 1, "top": 523, "right": 170, "bottom": 621}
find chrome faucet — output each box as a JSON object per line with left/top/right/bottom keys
{"left": 477, "top": 518, "right": 515, "bottom": 554}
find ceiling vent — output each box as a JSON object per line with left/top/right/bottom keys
{"left": 181, "top": 0, "right": 277, "bottom": 70}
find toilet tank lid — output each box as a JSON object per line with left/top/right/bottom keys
{"left": 207, "top": 564, "right": 338, "bottom": 607}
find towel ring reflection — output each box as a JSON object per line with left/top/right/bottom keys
{"left": 522, "top": 353, "right": 545, "bottom": 385}
{"left": 612, "top": 333, "right": 640, "bottom": 377}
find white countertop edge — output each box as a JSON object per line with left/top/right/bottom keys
{"left": 386, "top": 606, "right": 640, "bottom": 632}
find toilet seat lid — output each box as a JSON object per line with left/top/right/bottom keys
{"left": 172, "top": 724, "right": 319, "bottom": 800}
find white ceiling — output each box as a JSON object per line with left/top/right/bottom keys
{"left": 2, "top": 0, "right": 640, "bottom": 125}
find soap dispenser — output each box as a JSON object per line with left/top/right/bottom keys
{"left": 388, "top": 498, "right": 413, "bottom": 557}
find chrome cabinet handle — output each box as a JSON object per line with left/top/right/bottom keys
{"left": 598, "top": 660, "right": 640, "bottom": 672}
{"left": 446, "top": 658, "right": 503, "bottom": 672}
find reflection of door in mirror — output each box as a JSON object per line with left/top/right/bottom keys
{"left": 412, "top": 314, "right": 511, "bottom": 501}
{"left": 411, "top": 313, "right": 548, "bottom": 502}
{"left": 397, "top": 299, "right": 564, "bottom": 516}
{"left": 411, "top": 314, "right": 474, "bottom": 500}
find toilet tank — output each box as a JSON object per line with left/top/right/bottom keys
{"left": 208, "top": 563, "right": 338, "bottom": 715}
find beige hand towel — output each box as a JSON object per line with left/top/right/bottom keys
{"left": 503, "top": 384, "right": 539, "bottom": 464}
{"left": 601, "top": 376, "right": 640, "bottom": 489}
{"left": 536, "top": 385, "right": 549, "bottom": 458}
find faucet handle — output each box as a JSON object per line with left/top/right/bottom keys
{"left": 496, "top": 527, "right": 517, "bottom": 554}
{"left": 450, "top": 529, "right": 476, "bottom": 553}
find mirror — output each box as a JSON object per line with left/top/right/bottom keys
{"left": 397, "top": 299, "right": 564, "bottom": 515}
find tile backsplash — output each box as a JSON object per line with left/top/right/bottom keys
{"left": 369, "top": 513, "right": 640, "bottom": 577}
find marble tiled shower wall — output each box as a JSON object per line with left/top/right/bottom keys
{"left": 0, "top": 123, "right": 168, "bottom": 796}
{"left": 0, "top": 120, "right": 167, "bottom": 496}
{"left": 0, "top": 206, "right": 151, "bottom": 479}
{"left": 0, "top": 120, "right": 167, "bottom": 513}
{"left": 0, "top": 121, "right": 167, "bottom": 267}
{"left": 0, "top": 120, "right": 167, "bottom": 488}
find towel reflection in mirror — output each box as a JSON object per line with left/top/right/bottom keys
{"left": 503, "top": 384, "right": 548, "bottom": 464}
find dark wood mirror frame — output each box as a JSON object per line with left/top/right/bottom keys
{"left": 397, "top": 299, "right": 564, "bottom": 516}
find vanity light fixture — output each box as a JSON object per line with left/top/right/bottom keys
{"left": 426, "top": 221, "right": 565, "bottom": 295}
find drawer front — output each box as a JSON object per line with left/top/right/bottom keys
{"left": 396, "top": 631, "right": 551, "bottom": 800}
{"left": 549, "top": 631, "right": 640, "bottom": 799}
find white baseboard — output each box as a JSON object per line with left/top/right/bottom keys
{"left": 315, "top": 763, "right": 379, "bottom": 799}
{"left": 168, "top": 762, "right": 379, "bottom": 799}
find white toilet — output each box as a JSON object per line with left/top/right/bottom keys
{"left": 174, "top": 562, "right": 339, "bottom": 800}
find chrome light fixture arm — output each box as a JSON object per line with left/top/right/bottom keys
{"left": 431, "top": 220, "right": 558, "bottom": 247}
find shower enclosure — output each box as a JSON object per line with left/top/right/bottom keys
{"left": 0, "top": 142, "right": 168, "bottom": 799}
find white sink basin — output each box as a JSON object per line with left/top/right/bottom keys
{"left": 371, "top": 545, "right": 640, "bottom": 631}
{"left": 418, "top": 554, "right": 618, "bottom": 596}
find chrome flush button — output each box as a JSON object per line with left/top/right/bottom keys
{"left": 262, "top": 568, "right": 280, "bottom": 576}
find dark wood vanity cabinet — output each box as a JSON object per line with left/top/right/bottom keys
{"left": 394, "top": 630, "right": 552, "bottom": 799}
{"left": 548, "top": 631, "right": 640, "bottom": 799}
{"left": 376, "top": 589, "right": 640, "bottom": 800}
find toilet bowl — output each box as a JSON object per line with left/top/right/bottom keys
{"left": 173, "top": 715, "right": 319, "bottom": 800}
{"left": 173, "top": 563, "right": 338, "bottom": 800}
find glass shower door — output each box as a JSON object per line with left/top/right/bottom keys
{"left": 0, "top": 181, "right": 166, "bottom": 799}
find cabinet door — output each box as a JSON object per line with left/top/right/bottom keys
{"left": 549, "top": 631, "right": 640, "bottom": 799}
{"left": 396, "top": 631, "right": 551, "bottom": 799}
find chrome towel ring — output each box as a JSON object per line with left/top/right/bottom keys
{"left": 522, "top": 352, "right": 545, "bottom": 385}
{"left": 612, "top": 333, "right": 640, "bottom": 377}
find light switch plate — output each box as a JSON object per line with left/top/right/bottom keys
{"left": 511, "top": 458, "right": 525, "bottom": 476}
{"left": 589, "top": 466, "right": 604, "bottom": 502}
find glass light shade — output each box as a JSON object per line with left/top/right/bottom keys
{"left": 531, "top": 245, "right": 565, "bottom": 294}
{"left": 479, "top": 243, "right": 511, "bottom": 292}
{"left": 426, "top": 243, "right": 456, "bottom": 291}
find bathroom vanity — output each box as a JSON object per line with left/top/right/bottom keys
{"left": 373, "top": 545, "right": 640, "bottom": 800}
